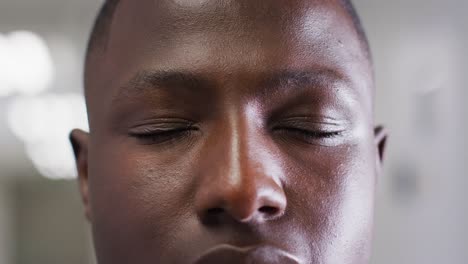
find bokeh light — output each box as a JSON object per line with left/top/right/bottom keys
{"left": 7, "top": 93, "right": 88, "bottom": 180}
{"left": 0, "top": 31, "right": 54, "bottom": 97}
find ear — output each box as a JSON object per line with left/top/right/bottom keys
{"left": 374, "top": 125, "right": 388, "bottom": 171}
{"left": 70, "top": 129, "right": 92, "bottom": 222}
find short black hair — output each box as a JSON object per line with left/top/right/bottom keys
{"left": 339, "top": 0, "right": 370, "bottom": 53}
{"left": 85, "top": 0, "right": 370, "bottom": 75}
{"left": 86, "top": 0, "right": 121, "bottom": 59}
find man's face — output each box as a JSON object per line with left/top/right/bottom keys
{"left": 71, "top": 0, "right": 386, "bottom": 263}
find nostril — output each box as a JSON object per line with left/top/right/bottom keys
{"left": 201, "top": 207, "right": 225, "bottom": 226}
{"left": 258, "top": 206, "right": 279, "bottom": 216}
{"left": 206, "top": 207, "right": 224, "bottom": 215}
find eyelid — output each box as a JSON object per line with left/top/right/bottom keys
{"left": 129, "top": 127, "right": 194, "bottom": 137}
{"left": 128, "top": 118, "right": 198, "bottom": 133}
{"left": 128, "top": 121, "right": 199, "bottom": 146}
{"left": 271, "top": 116, "right": 348, "bottom": 130}
{"left": 270, "top": 116, "right": 350, "bottom": 147}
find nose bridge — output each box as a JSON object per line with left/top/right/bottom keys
{"left": 196, "top": 106, "right": 287, "bottom": 223}
{"left": 232, "top": 109, "right": 281, "bottom": 193}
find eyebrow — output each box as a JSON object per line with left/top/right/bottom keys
{"left": 113, "top": 68, "right": 346, "bottom": 102}
{"left": 110, "top": 70, "right": 216, "bottom": 106}
{"left": 123, "top": 70, "right": 209, "bottom": 92}
{"left": 259, "top": 69, "right": 345, "bottom": 95}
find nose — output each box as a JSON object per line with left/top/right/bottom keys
{"left": 195, "top": 123, "right": 287, "bottom": 224}
{"left": 196, "top": 174, "right": 287, "bottom": 224}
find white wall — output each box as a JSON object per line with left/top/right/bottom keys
{"left": 354, "top": 1, "right": 468, "bottom": 263}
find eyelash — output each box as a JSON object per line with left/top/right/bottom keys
{"left": 273, "top": 126, "right": 343, "bottom": 143}
{"left": 130, "top": 127, "right": 197, "bottom": 145}
{"left": 130, "top": 125, "right": 343, "bottom": 145}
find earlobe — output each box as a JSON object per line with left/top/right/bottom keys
{"left": 374, "top": 125, "right": 388, "bottom": 166}
{"left": 70, "top": 129, "right": 92, "bottom": 222}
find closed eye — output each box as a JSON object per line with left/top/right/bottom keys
{"left": 271, "top": 125, "right": 345, "bottom": 146}
{"left": 129, "top": 124, "right": 199, "bottom": 145}
{"left": 280, "top": 127, "right": 342, "bottom": 138}
{"left": 274, "top": 126, "right": 342, "bottom": 138}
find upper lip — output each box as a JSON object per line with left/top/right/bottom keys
{"left": 193, "top": 244, "right": 302, "bottom": 264}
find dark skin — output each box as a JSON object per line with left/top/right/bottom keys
{"left": 70, "top": 0, "right": 387, "bottom": 263}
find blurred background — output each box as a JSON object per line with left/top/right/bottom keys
{"left": 0, "top": 0, "right": 467, "bottom": 263}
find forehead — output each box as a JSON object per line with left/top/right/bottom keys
{"left": 87, "top": 0, "right": 372, "bottom": 121}
{"left": 108, "top": 0, "right": 364, "bottom": 67}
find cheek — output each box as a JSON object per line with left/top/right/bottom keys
{"left": 87, "top": 143, "right": 197, "bottom": 262}
{"left": 286, "top": 140, "right": 376, "bottom": 263}
{"left": 325, "top": 151, "right": 376, "bottom": 264}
